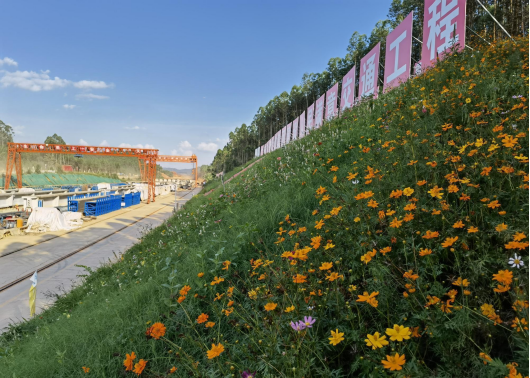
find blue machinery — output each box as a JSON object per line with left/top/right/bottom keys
{"left": 68, "top": 191, "right": 142, "bottom": 216}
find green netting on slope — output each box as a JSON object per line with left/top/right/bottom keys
{"left": 0, "top": 173, "right": 122, "bottom": 188}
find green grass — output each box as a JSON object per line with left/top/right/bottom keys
{"left": 0, "top": 38, "right": 528, "bottom": 378}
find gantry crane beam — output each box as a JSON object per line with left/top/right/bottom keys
{"left": 138, "top": 154, "right": 198, "bottom": 186}
{"left": 4, "top": 142, "right": 159, "bottom": 203}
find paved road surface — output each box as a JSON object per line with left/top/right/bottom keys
{"left": 0, "top": 188, "right": 200, "bottom": 332}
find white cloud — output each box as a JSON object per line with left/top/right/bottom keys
{"left": 170, "top": 141, "right": 193, "bottom": 156}
{"left": 73, "top": 80, "right": 113, "bottom": 89}
{"left": 1, "top": 70, "right": 70, "bottom": 91}
{"left": 12, "top": 125, "right": 25, "bottom": 136}
{"left": 63, "top": 104, "right": 76, "bottom": 109}
{"left": 99, "top": 140, "right": 109, "bottom": 146}
{"left": 0, "top": 68, "right": 113, "bottom": 93}
{"left": 79, "top": 139, "right": 89, "bottom": 146}
{"left": 124, "top": 126, "right": 141, "bottom": 130}
{"left": 197, "top": 142, "right": 218, "bottom": 152}
{"left": 76, "top": 93, "right": 109, "bottom": 100}
{"left": 0, "top": 57, "right": 18, "bottom": 67}
{"left": 119, "top": 143, "right": 155, "bottom": 149}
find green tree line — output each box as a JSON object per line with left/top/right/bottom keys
{"left": 209, "top": 0, "right": 528, "bottom": 175}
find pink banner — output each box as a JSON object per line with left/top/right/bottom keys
{"left": 307, "top": 103, "right": 315, "bottom": 131}
{"left": 299, "top": 111, "right": 306, "bottom": 137}
{"left": 384, "top": 12, "right": 413, "bottom": 91}
{"left": 280, "top": 125, "right": 287, "bottom": 146}
{"left": 421, "top": 0, "right": 466, "bottom": 67}
{"left": 292, "top": 117, "right": 299, "bottom": 140}
{"left": 340, "top": 65, "right": 356, "bottom": 112}
{"left": 315, "top": 94, "right": 325, "bottom": 128}
{"left": 358, "top": 43, "right": 380, "bottom": 100}
{"left": 325, "top": 83, "right": 339, "bottom": 120}
{"left": 286, "top": 123, "right": 292, "bottom": 144}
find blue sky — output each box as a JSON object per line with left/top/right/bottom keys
{"left": 0, "top": 0, "right": 392, "bottom": 166}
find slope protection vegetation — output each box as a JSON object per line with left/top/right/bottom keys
{"left": 0, "top": 38, "right": 528, "bottom": 378}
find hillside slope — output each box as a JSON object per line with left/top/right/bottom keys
{"left": 0, "top": 38, "right": 528, "bottom": 378}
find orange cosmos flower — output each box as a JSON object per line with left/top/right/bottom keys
{"left": 169, "top": 366, "right": 178, "bottom": 374}
{"left": 403, "top": 203, "right": 416, "bottom": 211}
{"left": 422, "top": 230, "right": 440, "bottom": 239}
{"left": 315, "top": 186, "right": 327, "bottom": 195}
{"left": 146, "top": 322, "right": 166, "bottom": 340}
{"left": 495, "top": 223, "right": 508, "bottom": 232}
{"left": 205, "top": 321, "right": 215, "bottom": 328}
{"left": 419, "top": 248, "right": 432, "bottom": 256}
{"left": 82, "top": 367, "right": 90, "bottom": 373}
{"left": 403, "top": 213, "right": 414, "bottom": 222}
{"left": 480, "top": 167, "right": 492, "bottom": 176}
{"left": 467, "top": 226, "right": 479, "bottom": 233}
{"left": 133, "top": 359, "right": 147, "bottom": 375}
{"left": 380, "top": 246, "right": 392, "bottom": 255}
{"left": 367, "top": 199, "right": 379, "bottom": 208}
{"left": 417, "top": 180, "right": 427, "bottom": 186}
{"left": 487, "top": 200, "right": 501, "bottom": 209}
{"left": 453, "top": 277, "right": 470, "bottom": 287}
{"left": 293, "top": 274, "right": 307, "bottom": 283}
{"left": 403, "top": 270, "right": 419, "bottom": 280}
{"left": 389, "top": 189, "right": 403, "bottom": 198}
{"left": 179, "top": 285, "right": 191, "bottom": 296}
{"left": 264, "top": 302, "right": 277, "bottom": 311}
{"left": 197, "top": 272, "right": 204, "bottom": 278}
{"left": 124, "top": 352, "right": 136, "bottom": 371}
{"left": 210, "top": 276, "right": 225, "bottom": 286}
{"left": 441, "top": 236, "right": 458, "bottom": 248}
{"left": 381, "top": 353, "right": 406, "bottom": 371}
{"left": 347, "top": 172, "right": 359, "bottom": 180}
{"left": 326, "top": 272, "right": 342, "bottom": 282}
{"left": 197, "top": 313, "right": 209, "bottom": 324}
{"left": 319, "top": 262, "right": 333, "bottom": 270}
{"left": 389, "top": 218, "right": 402, "bottom": 228}
{"left": 315, "top": 219, "right": 325, "bottom": 229}
{"left": 453, "top": 220, "right": 465, "bottom": 228}
{"left": 356, "top": 291, "right": 379, "bottom": 307}
{"left": 502, "top": 135, "right": 518, "bottom": 147}
{"left": 207, "top": 343, "right": 225, "bottom": 359}
{"left": 177, "top": 296, "right": 186, "bottom": 303}
{"left": 492, "top": 270, "right": 513, "bottom": 285}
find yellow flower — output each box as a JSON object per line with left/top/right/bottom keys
{"left": 465, "top": 98, "right": 471, "bottom": 103}
{"left": 428, "top": 186, "right": 444, "bottom": 199}
{"left": 354, "top": 217, "right": 361, "bottom": 222}
{"left": 326, "top": 272, "right": 342, "bottom": 282}
{"left": 356, "top": 291, "right": 379, "bottom": 307}
{"left": 365, "top": 332, "right": 389, "bottom": 349}
{"left": 328, "top": 329, "right": 345, "bottom": 346}
{"left": 403, "top": 187, "right": 414, "bottom": 196}
{"left": 285, "top": 305, "right": 295, "bottom": 313}
{"left": 385, "top": 324, "right": 411, "bottom": 341}
{"left": 319, "top": 262, "right": 333, "bottom": 271}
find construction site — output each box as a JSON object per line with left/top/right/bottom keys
{"left": 0, "top": 142, "right": 203, "bottom": 330}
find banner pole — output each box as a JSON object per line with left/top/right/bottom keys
{"left": 466, "top": 26, "right": 492, "bottom": 45}
{"left": 475, "top": 0, "right": 515, "bottom": 42}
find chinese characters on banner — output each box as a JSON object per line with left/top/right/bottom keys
{"left": 292, "top": 117, "right": 299, "bottom": 140}
{"left": 307, "top": 103, "right": 315, "bottom": 130}
{"left": 340, "top": 65, "right": 356, "bottom": 112}
{"left": 384, "top": 12, "right": 413, "bottom": 91}
{"left": 325, "top": 83, "right": 339, "bottom": 120}
{"left": 358, "top": 43, "right": 380, "bottom": 100}
{"left": 299, "top": 111, "right": 306, "bottom": 137}
{"left": 422, "top": 0, "right": 466, "bottom": 67}
{"left": 286, "top": 123, "right": 292, "bottom": 145}
{"left": 314, "top": 94, "right": 325, "bottom": 128}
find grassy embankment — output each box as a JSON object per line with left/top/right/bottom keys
{"left": 0, "top": 38, "right": 528, "bottom": 378}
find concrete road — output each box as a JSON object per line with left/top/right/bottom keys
{"left": 0, "top": 188, "right": 200, "bottom": 333}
